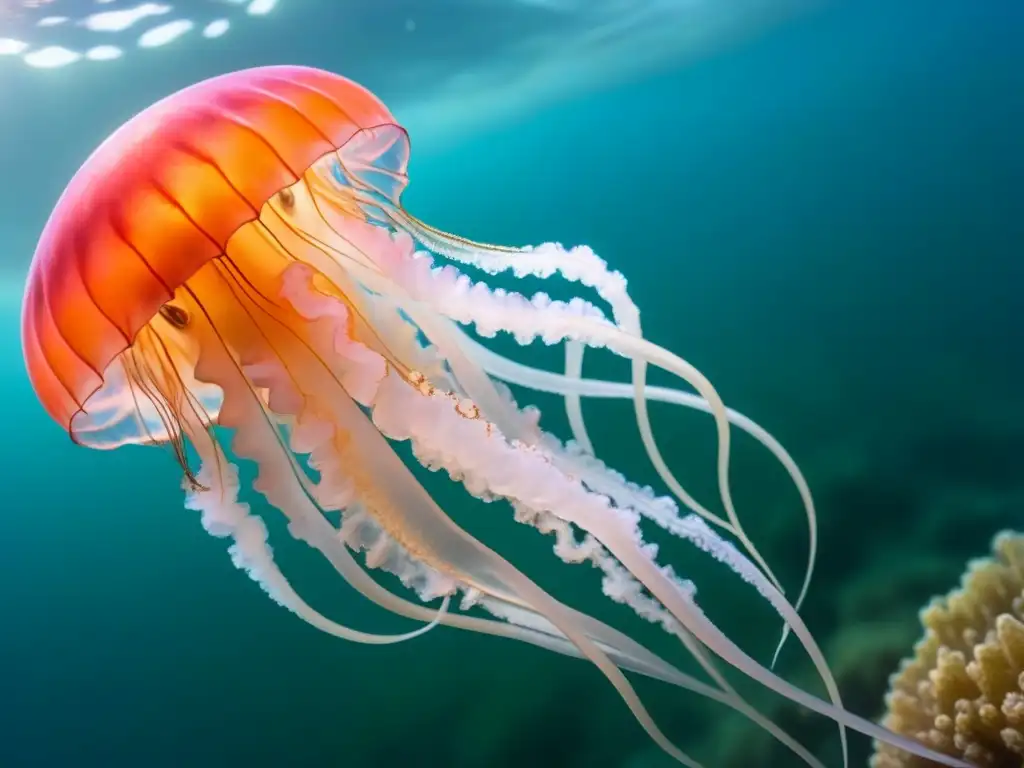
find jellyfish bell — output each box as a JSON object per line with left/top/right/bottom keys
{"left": 21, "top": 66, "right": 969, "bottom": 768}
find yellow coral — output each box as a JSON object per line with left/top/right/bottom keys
{"left": 872, "top": 531, "right": 1024, "bottom": 768}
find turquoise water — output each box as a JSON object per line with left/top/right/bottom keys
{"left": 1, "top": 2, "right": 1022, "bottom": 766}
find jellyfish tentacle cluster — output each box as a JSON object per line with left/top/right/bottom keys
{"left": 20, "top": 66, "right": 972, "bottom": 768}
{"left": 347, "top": 157, "right": 819, "bottom": 673}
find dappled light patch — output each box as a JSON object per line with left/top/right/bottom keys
{"left": 0, "top": 0, "right": 279, "bottom": 69}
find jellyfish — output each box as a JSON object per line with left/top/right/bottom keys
{"left": 20, "top": 66, "right": 968, "bottom": 767}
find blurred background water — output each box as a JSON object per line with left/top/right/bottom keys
{"left": 1, "top": 1, "right": 1022, "bottom": 766}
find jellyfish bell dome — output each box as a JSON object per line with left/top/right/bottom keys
{"left": 22, "top": 64, "right": 400, "bottom": 450}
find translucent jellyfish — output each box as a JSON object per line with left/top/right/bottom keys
{"left": 20, "top": 66, "right": 969, "bottom": 767}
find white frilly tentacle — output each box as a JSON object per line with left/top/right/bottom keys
{"left": 183, "top": 448, "right": 449, "bottom": 644}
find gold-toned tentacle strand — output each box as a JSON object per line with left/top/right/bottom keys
{"left": 403, "top": 369, "right": 494, "bottom": 437}
{"left": 121, "top": 318, "right": 213, "bottom": 490}
{"left": 254, "top": 188, "right": 443, "bottom": 395}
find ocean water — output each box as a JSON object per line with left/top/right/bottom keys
{"left": 1, "top": 1, "right": 1022, "bottom": 767}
